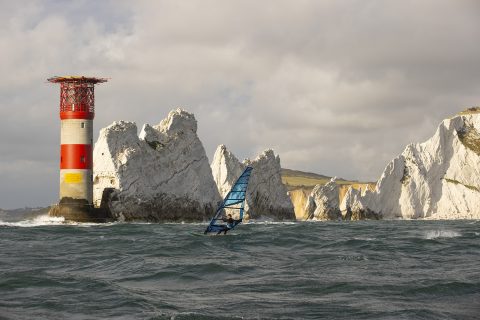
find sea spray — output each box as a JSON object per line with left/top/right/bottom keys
{"left": 0, "top": 214, "right": 65, "bottom": 227}
{"left": 424, "top": 230, "right": 462, "bottom": 239}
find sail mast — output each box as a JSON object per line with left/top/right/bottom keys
{"left": 204, "top": 166, "right": 253, "bottom": 234}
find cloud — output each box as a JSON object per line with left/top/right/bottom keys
{"left": 0, "top": 0, "right": 479, "bottom": 208}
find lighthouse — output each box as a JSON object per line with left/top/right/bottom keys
{"left": 48, "top": 76, "right": 109, "bottom": 222}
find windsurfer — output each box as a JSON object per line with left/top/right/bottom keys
{"left": 217, "top": 214, "right": 241, "bottom": 235}
{"left": 204, "top": 166, "right": 253, "bottom": 235}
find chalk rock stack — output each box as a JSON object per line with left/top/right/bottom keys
{"left": 343, "top": 109, "right": 480, "bottom": 219}
{"left": 211, "top": 145, "right": 296, "bottom": 220}
{"left": 340, "top": 187, "right": 380, "bottom": 220}
{"left": 305, "top": 178, "right": 342, "bottom": 220}
{"left": 92, "top": 109, "right": 221, "bottom": 221}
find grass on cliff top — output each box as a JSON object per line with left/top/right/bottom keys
{"left": 281, "top": 168, "right": 375, "bottom": 191}
{"left": 458, "top": 107, "right": 480, "bottom": 115}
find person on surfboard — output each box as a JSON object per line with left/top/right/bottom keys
{"left": 204, "top": 166, "right": 253, "bottom": 235}
{"left": 217, "top": 214, "right": 241, "bottom": 235}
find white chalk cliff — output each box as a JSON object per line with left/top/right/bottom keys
{"left": 211, "top": 145, "right": 296, "bottom": 220}
{"left": 342, "top": 110, "right": 480, "bottom": 219}
{"left": 93, "top": 108, "right": 221, "bottom": 221}
{"left": 305, "top": 178, "right": 342, "bottom": 220}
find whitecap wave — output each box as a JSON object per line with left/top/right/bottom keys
{"left": 0, "top": 214, "right": 65, "bottom": 227}
{"left": 353, "top": 237, "right": 375, "bottom": 241}
{"left": 424, "top": 230, "right": 461, "bottom": 239}
{"left": 0, "top": 215, "right": 121, "bottom": 227}
{"left": 245, "top": 220, "right": 298, "bottom": 225}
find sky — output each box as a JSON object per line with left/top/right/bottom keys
{"left": 0, "top": 0, "right": 479, "bottom": 209}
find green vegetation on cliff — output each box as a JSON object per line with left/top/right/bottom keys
{"left": 281, "top": 168, "right": 375, "bottom": 190}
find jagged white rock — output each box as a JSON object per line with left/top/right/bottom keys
{"left": 211, "top": 145, "right": 296, "bottom": 220}
{"left": 93, "top": 108, "right": 221, "bottom": 221}
{"left": 344, "top": 111, "right": 480, "bottom": 219}
{"left": 305, "top": 178, "right": 342, "bottom": 220}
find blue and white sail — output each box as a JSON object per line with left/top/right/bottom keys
{"left": 204, "top": 166, "right": 253, "bottom": 234}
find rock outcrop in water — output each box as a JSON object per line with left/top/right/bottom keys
{"left": 286, "top": 183, "right": 375, "bottom": 220}
{"left": 211, "top": 145, "right": 295, "bottom": 220}
{"left": 305, "top": 178, "right": 342, "bottom": 220}
{"left": 93, "top": 109, "right": 221, "bottom": 221}
{"left": 342, "top": 108, "right": 480, "bottom": 219}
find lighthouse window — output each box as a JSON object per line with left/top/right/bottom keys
{"left": 81, "top": 122, "right": 85, "bottom": 128}
{"left": 80, "top": 156, "right": 85, "bottom": 163}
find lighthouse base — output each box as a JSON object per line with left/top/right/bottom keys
{"left": 49, "top": 198, "right": 113, "bottom": 223}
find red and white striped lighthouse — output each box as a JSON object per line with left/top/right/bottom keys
{"left": 48, "top": 76, "right": 108, "bottom": 221}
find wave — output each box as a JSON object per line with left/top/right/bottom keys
{"left": 353, "top": 236, "right": 375, "bottom": 241}
{"left": 0, "top": 214, "right": 65, "bottom": 227}
{"left": 0, "top": 215, "right": 117, "bottom": 228}
{"left": 0, "top": 217, "right": 299, "bottom": 228}
{"left": 424, "top": 230, "right": 461, "bottom": 239}
{"left": 245, "top": 220, "right": 298, "bottom": 225}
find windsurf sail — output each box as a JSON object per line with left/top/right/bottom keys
{"left": 204, "top": 166, "right": 253, "bottom": 234}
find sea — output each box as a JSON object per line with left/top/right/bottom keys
{"left": 0, "top": 216, "right": 479, "bottom": 320}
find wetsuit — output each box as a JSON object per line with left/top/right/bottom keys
{"left": 217, "top": 217, "right": 241, "bottom": 234}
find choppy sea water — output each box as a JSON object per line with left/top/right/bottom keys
{"left": 0, "top": 216, "right": 479, "bottom": 320}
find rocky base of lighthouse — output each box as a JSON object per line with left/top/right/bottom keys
{"left": 48, "top": 198, "right": 113, "bottom": 223}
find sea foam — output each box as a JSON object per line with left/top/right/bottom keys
{"left": 424, "top": 230, "right": 461, "bottom": 239}
{"left": 0, "top": 214, "right": 65, "bottom": 227}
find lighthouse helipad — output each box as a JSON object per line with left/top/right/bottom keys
{"left": 48, "top": 76, "right": 111, "bottom": 222}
